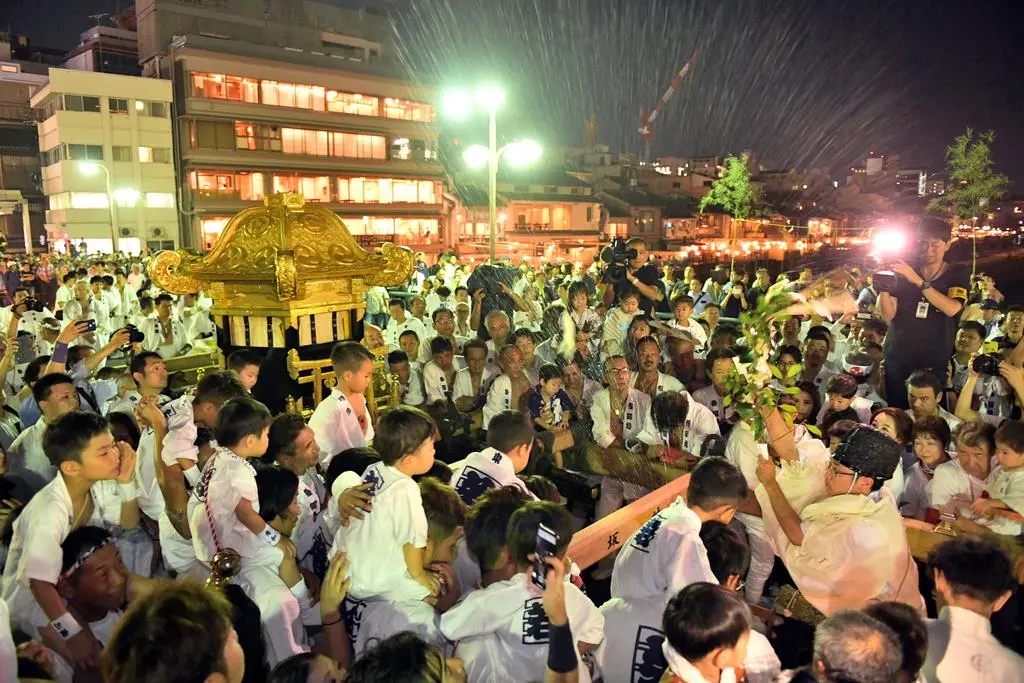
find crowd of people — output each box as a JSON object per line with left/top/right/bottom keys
{"left": 0, "top": 214, "right": 1021, "bottom": 683}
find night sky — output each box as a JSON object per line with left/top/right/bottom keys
{"left": 5, "top": 0, "right": 1023, "bottom": 187}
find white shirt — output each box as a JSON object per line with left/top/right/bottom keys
{"left": 482, "top": 373, "right": 521, "bottom": 429}
{"left": 440, "top": 572, "right": 605, "bottom": 683}
{"left": 450, "top": 447, "right": 535, "bottom": 505}
{"left": 667, "top": 318, "right": 709, "bottom": 354}
{"left": 308, "top": 388, "right": 374, "bottom": 468}
{"left": 238, "top": 544, "right": 319, "bottom": 667}
{"left": 6, "top": 419, "right": 53, "bottom": 489}
{"left": 54, "top": 283, "right": 74, "bottom": 310}
{"left": 330, "top": 462, "right": 429, "bottom": 603}
{"left": 900, "top": 461, "right": 936, "bottom": 521}
{"left": 923, "top": 606, "right": 1024, "bottom": 683}
{"left": 692, "top": 385, "right": 735, "bottom": 424}
{"left": 930, "top": 458, "right": 1000, "bottom": 509}
{"left": 51, "top": 609, "right": 123, "bottom": 682}
{"left": 398, "top": 366, "right": 426, "bottom": 407}
{"left": 422, "top": 359, "right": 463, "bottom": 403}
{"left": 293, "top": 469, "right": 330, "bottom": 575}
{"left": 141, "top": 314, "right": 191, "bottom": 358}
{"left": 629, "top": 371, "right": 685, "bottom": 399}
{"left": 985, "top": 467, "right": 1024, "bottom": 536}
{"left": 341, "top": 595, "right": 444, "bottom": 660}
{"left": 1, "top": 474, "right": 109, "bottom": 635}
{"left": 610, "top": 498, "right": 717, "bottom": 602}
{"left": 385, "top": 315, "right": 427, "bottom": 350}
{"left": 417, "top": 334, "right": 468, "bottom": 365}
{"left": 590, "top": 387, "right": 660, "bottom": 450}
{"left": 452, "top": 365, "right": 496, "bottom": 406}
{"left": 597, "top": 596, "right": 779, "bottom": 683}
{"left": 187, "top": 446, "right": 262, "bottom": 566}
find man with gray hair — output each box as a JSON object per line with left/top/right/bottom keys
{"left": 780, "top": 611, "right": 903, "bottom": 683}
{"left": 483, "top": 309, "right": 511, "bottom": 364}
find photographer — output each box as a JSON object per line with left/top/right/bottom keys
{"left": 878, "top": 218, "right": 968, "bottom": 408}
{"left": 955, "top": 354, "right": 1024, "bottom": 427}
{"left": 601, "top": 237, "right": 665, "bottom": 317}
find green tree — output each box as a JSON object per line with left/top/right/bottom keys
{"left": 928, "top": 128, "right": 1009, "bottom": 219}
{"left": 700, "top": 153, "right": 758, "bottom": 269}
{"left": 927, "top": 128, "right": 1010, "bottom": 276}
{"left": 699, "top": 153, "right": 757, "bottom": 219}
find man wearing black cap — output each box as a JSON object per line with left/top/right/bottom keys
{"left": 878, "top": 216, "right": 968, "bottom": 408}
{"left": 754, "top": 424, "right": 923, "bottom": 617}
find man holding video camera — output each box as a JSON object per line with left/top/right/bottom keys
{"left": 602, "top": 237, "right": 665, "bottom": 317}
{"left": 879, "top": 217, "right": 969, "bottom": 408}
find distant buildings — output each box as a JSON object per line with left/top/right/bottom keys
{"left": 30, "top": 68, "right": 177, "bottom": 253}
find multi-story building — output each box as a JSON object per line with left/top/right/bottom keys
{"left": 134, "top": 0, "right": 445, "bottom": 252}
{"left": 60, "top": 11, "right": 141, "bottom": 76}
{"left": 452, "top": 171, "right": 603, "bottom": 261}
{"left": 30, "top": 68, "right": 178, "bottom": 253}
{"left": 0, "top": 54, "right": 48, "bottom": 252}
{"left": 895, "top": 169, "right": 928, "bottom": 197}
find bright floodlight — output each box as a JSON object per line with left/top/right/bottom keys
{"left": 872, "top": 229, "right": 907, "bottom": 256}
{"left": 505, "top": 139, "right": 542, "bottom": 167}
{"left": 463, "top": 144, "right": 491, "bottom": 168}
{"left": 79, "top": 162, "right": 102, "bottom": 175}
{"left": 475, "top": 85, "right": 505, "bottom": 112}
{"left": 442, "top": 90, "right": 474, "bottom": 119}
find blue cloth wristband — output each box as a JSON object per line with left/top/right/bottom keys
{"left": 547, "top": 622, "right": 576, "bottom": 674}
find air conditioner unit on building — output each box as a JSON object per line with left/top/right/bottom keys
{"left": 152, "top": 227, "right": 165, "bottom": 237}
{"left": 119, "top": 227, "right": 135, "bottom": 237}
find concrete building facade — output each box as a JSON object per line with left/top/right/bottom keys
{"left": 31, "top": 68, "right": 177, "bottom": 253}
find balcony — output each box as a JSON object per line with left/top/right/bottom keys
{"left": 0, "top": 103, "right": 37, "bottom": 124}
{"left": 508, "top": 223, "right": 553, "bottom": 232}
{"left": 354, "top": 234, "right": 437, "bottom": 251}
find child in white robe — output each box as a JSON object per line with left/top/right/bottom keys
{"left": 308, "top": 342, "right": 375, "bottom": 469}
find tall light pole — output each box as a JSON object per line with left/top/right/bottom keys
{"left": 78, "top": 161, "right": 120, "bottom": 253}
{"left": 443, "top": 86, "right": 541, "bottom": 261}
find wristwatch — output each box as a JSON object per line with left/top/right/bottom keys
{"left": 919, "top": 280, "right": 933, "bottom": 291}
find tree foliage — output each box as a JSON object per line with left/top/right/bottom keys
{"left": 927, "top": 128, "right": 1009, "bottom": 219}
{"left": 699, "top": 153, "right": 758, "bottom": 219}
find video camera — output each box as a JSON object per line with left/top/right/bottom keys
{"left": 600, "top": 237, "right": 637, "bottom": 284}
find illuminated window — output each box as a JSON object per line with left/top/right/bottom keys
{"left": 200, "top": 217, "right": 230, "bottom": 250}
{"left": 393, "top": 179, "right": 417, "bottom": 203}
{"left": 145, "top": 192, "right": 175, "bottom": 208}
{"left": 70, "top": 192, "right": 110, "bottom": 209}
{"left": 109, "top": 98, "right": 129, "bottom": 115}
{"left": 327, "top": 90, "right": 379, "bottom": 116}
{"left": 273, "top": 175, "right": 330, "bottom": 201}
{"left": 240, "top": 172, "right": 264, "bottom": 200}
{"left": 138, "top": 146, "right": 153, "bottom": 163}
{"left": 139, "top": 147, "right": 170, "bottom": 163}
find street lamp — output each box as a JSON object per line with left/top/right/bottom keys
{"left": 78, "top": 161, "right": 121, "bottom": 253}
{"left": 443, "top": 86, "right": 541, "bottom": 260}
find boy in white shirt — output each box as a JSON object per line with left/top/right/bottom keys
{"left": 451, "top": 410, "right": 536, "bottom": 505}
{"left": 308, "top": 341, "right": 375, "bottom": 469}
{"left": 816, "top": 372, "right": 875, "bottom": 425}
{"left": 331, "top": 406, "right": 442, "bottom": 604}
{"left": 398, "top": 330, "right": 423, "bottom": 374}
{"left": 440, "top": 501, "right": 605, "bottom": 683}
{"left": 600, "top": 290, "right": 640, "bottom": 356}
{"left": 342, "top": 477, "right": 465, "bottom": 658}
{"left": 0, "top": 411, "right": 137, "bottom": 670}
{"left": 922, "top": 537, "right": 1024, "bottom": 683}
{"left": 667, "top": 294, "right": 708, "bottom": 355}
{"left": 422, "top": 336, "right": 465, "bottom": 404}
{"left": 660, "top": 583, "right": 752, "bottom": 683}
{"left": 188, "top": 397, "right": 279, "bottom": 569}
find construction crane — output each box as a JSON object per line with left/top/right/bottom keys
{"left": 638, "top": 50, "right": 699, "bottom": 162}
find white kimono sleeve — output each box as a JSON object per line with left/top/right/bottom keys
{"left": 929, "top": 465, "right": 964, "bottom": 508}
{"left": 565, "top": 583, "right": 605, "bottom": 647}
{"left": 590, "top": 393, "right": 616, "bottom": 449}
{"left": 308, "top": 399, "right": 341, "bottom": 462}
{"left": 481, "top": 375, "right": 510, "bottom": 429}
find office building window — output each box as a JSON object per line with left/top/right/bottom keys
{"left": 111, "top": 146, "right": 132, "bottom": 162}
{"left": 49, "top": 192, "right": 110, "bottom": 210}
{"left": 139, "top": 146, "right": 170, "bottom": 163}
{"left": 189, "top": 70, "right": 432, "bottom": 122}
{"left": 232, "top": 122, "right": 280, "bottom": 152}
{"left": 137, "top": 101, "right": 168, "bottom": 117}
{"left": 190, "top": 170, "right": 265, "bottom": 201}
{"left": 109, "top": 98, "right": 129, "bottom": 115}
{"left": 336, "top": 177, "right": 440, "bottom": 204}
{"left": 66, "top": 144, "right": 104, "bottom": 161}
{"left": 272, "top": 174, "right": 331, "bottom": 202}
{"left": 62, "top": 95, "right": 101, "bottom": 113}
{"left": 145, "top": 192, "right": 175, "bottom": 208}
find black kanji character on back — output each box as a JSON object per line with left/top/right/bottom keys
{"left": 522, "top": 598, "right": 550, "bottom": 645}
